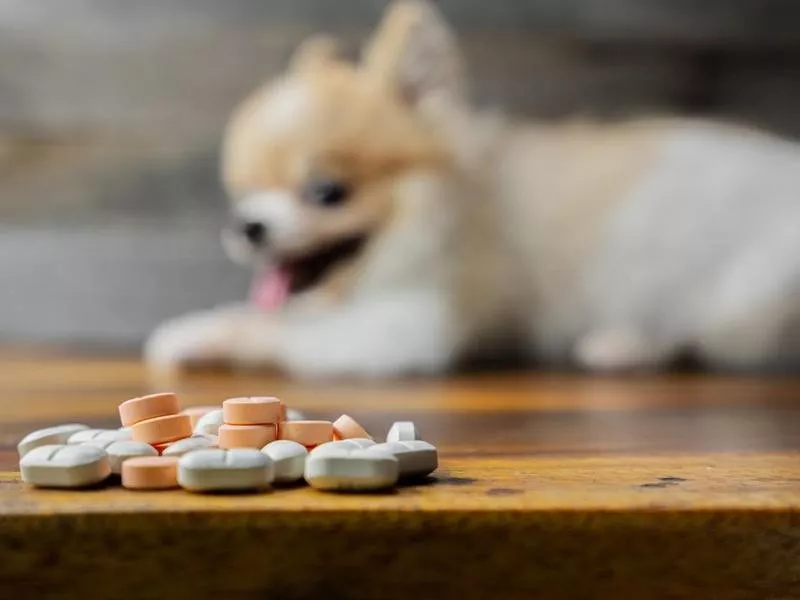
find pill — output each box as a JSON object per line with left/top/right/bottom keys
{"left": 161, "top": 435, "right": 216, "bottom": 457}
{"left": 368, "top": 441, "right": 438, "bottom": 478}
{"left": 121, "top": 456, "right": 179, "bottom": 490}
{"left": 20, "top": 444, "right": 111, "bottom": 488}
{"left": 118, "top": 392, "right": 179, "bottom": 427}
{"left": 332, "top": 415, "right": 372, "bottom": 441}
{"left": 178, "top": 406, "right": 215, "bottom": 428}
{"left": 386, "top": 421, "right": 419, "bottom": 443}
{"left": 285, "top": 408, "right": 306, "bottom": 421}
{"left": 68, "top": 428, "right": 126, "bottom": 445}
{"left": 280, "top": 421, "right": 333, "bottom": 447}
{"left": 193, "top": 409, "right": 225, "bottom": 436}
{"left": 17, "top": 424, "right": 90, "bottom": 458}
{"left": 261, "top": 440, "right": 308, "bottom": 484}
{"left": 96, "top": 428, "right": 133, "bottom": 442}
{"left": 218, "top": 424, "right": 277, "bottom": 449}
{"left": 223, "top": 397, "right": 282, "bottom": 425}
{"left": 102, "top": 441, "right": 158, "bottom": 474}
{"left": 304, "top": 446, "right": 398, "bottom": 492}
{"left": 310, "top": 439, "right": 376, "bottom": 456}
{"left": 131, "top": 414, "right": 192, "bottom": 445}
{"left": 178, "top": 448, "right": 274, "bottom": 492}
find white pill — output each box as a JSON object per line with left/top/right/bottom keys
{"left": 386, "top": 421, "right": 419, "bottom": 443}
{"left": 368, "top": 441, "right": 438, "bottom": 478}
{"left": 261, "top": 440, "right": 307, "bottom": 484}
{"left": 193, "top": 409, "right": 224, "bottom": 436}
{"left": 178, "top": 448, "right": 274, "bottom": 492}
{"left": 285, "top": 408, "right": 307, "bottom": 421}
{"left": 103, "top": 441, "right": 158, "bottom": 474}
{"left": 17, "top": 424, "right": 90, "bottom": 458}
{"left": 96, "top": 429, "right": 133, "bottom": 442}
{"left": 68, "top": 429, "right": 125, "bottom": 445}
{"left": 304, "top": 447, "right": 398, "bottom": 492}
{"left": 310, "top": 438, "right": 376, "bottom": 457}
{"left": 162, "top": 436, "right": 216, "bottom": 457}
{"left": 20, "top": 444, "right": 111, "bottom": 488}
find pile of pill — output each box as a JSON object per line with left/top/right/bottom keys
{"left": 16, "top": 393, "right": 437, "bottom": 493}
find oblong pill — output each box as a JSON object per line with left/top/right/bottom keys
{"left": 131, "top": 414, "right": 192, "bottom": 444}
{"left": 304, "top": 447, "right": 398, "bottom": 492}
{"left": 193, "top": 409, "right": 224, "bottom": 436}
{"left": 332, "top": 415, "right": 372, "bottom": 441}
{"left": 103, "top": 441, "right": 158, "bottom": 474}
{"left": 309, "top": 439, "right": 376, "bottom": 457}
{"left": 280, "top": 421, "right": 333, "bottom": 447}
{"left": 121, "top": 456, "right": 179, "bottom": 490}
{"left": 223, "top": 397, "right": 282, "bottom": 425}
{"left": 368, "top": 441, "right": 438, "bottom": 478}
{"left": 218, "top": 424, "right": 277, "bottom": 449}
{"left": 178, "top": 448, "right": 274, "bottom": 492}
{"left": 17, "top": 424, "right": 89, "bottom": 458}
{"left": 118, "top": 392, "right": 179, "bottom": 427}
{"left": 68, "top": 429, "right": 130, "bottom": 445}
{"left": 386, "top": 421, "right": 419, "bottom": 443}
{"left": 20, "top": 444, "right": 111, "bottom": 488}
{"left": 180, "top": 406, "right": 217, "bottom": 428}
{"left": 261, "top": 440, "right": 308, "bottom": 484}
{"left": 161, "top": 435, "right": 216, "bottom": 457}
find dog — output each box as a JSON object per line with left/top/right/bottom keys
{"left": 145, "top": 1, "right": 800, "bottom": 377}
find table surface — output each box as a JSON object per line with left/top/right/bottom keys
{"left": 1, "top": 351, "right": 799, "bottom": 599}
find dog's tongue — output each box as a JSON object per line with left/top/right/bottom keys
{"left": 250, "top": 266, "right": 292, "bottom": 311}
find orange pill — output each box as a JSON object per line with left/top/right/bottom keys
{"left": 217, "top": 424, "right": 277, "bottom": 449}
{"left": 332, "top": 415, "right": 372, "bottom": 440}
{"left": 180, "top": 406, "right": 218, "bottom": 428}
{"left": 121, "top": 456, "right": 179, "bottom": 490}
{"left": 280, "top": 421, "right": 333, "bottom": 446}
{"left": 119, "top": 393, "right": 179, "bottom": 427}
{"left": 223, "top": 397, "right": 282, "bottom": 425}
{"left": 131, "top": 414, "right": 192, "bottom": 445}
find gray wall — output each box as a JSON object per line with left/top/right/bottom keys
{"left": 1, "top": 0, "right": 799, "bottom": 345}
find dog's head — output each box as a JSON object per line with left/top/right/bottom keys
{"left": 221, "top": 1, "right": 468, "bottom": 308}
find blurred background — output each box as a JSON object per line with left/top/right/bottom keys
{"left": 1, "top": 0, "right": 799, "bottom": 348}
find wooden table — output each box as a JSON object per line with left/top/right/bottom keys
{"left": 1, "top": 351, "right": 799, "bottom": 599}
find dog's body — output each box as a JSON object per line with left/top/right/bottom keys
{"left": 146, "top": 2, "right": 800, "bottom": 377}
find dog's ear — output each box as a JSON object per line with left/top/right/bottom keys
{"left": 362, "top": 1, "right": 463, "bottom": 105}
{"left": 290, "top": 35, "right": 341, "bottom": 73}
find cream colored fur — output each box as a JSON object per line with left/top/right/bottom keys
{"left": 146, "top": 1, "right": 800, "bottom": 377}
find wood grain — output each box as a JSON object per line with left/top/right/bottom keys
{"left": 1, "top": 353, "right": 800, "bottom": 598}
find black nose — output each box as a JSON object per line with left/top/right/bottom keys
{"left": 241, "top": 221, "right": 267, "bottom": 245}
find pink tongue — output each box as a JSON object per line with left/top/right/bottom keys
{"left": 250, "top": 267, "right": 292, "bottom": 311}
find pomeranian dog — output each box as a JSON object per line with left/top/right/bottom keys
{"left": 146, "top": 1, "right": 800, "bottom": 377}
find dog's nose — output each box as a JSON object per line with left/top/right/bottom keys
{"left": 241, "top": 221, "right": 267, "bottom": 246}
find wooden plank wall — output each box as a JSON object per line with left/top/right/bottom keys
{"left": 0, "top": 0, "right": 798, "bottom": 343}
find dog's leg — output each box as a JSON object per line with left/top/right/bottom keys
{"left": 145, "top": 292, "right": 457, "bottom": 378}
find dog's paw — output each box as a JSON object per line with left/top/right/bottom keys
{"left": 144, "top": 310, "right": 241, "bottom": 370}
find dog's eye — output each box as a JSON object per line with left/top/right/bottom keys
{"left": 305, "top": 179, "right": 349, "bottom": 208}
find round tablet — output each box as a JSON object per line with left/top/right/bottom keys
{"left": 67, "top": 429, "right": 118, "bottom": 445}
{"left": 261, "top": 440, "right": 307, "bottom": 484}
{"left": 223, "top": 397, "right": 282, "bottom": 425}
{"left": 161, "top": 435, "right": 216, "bottom": 457}
{"left": 178, "top": 448, "right": 274, "bottom": 492}
{"left": 304, "top": 447, "right": 398, "bottom": 492}
{"left": 180, "top": 406, "right": 218, "bottom": 428}
{"left": 193, "top": 409, "right": 225, "bottom": 436}
{"left": 332, "top": 415, "right": 372, "bottom": 441}
{"left": 131, "top": 414, "right": 192, "bottom": 444}
{"left": 218, "top": 424, "right": 276, "bottom": 449}
{"left": 103, "top": 440, "right": 158, "bottom": 474}
{"left": 17, "top": 424, "right": 89, "bottom": 458}
{"left": 280, "top": 421, "right": 333, "bottom": 447}
{"left": 368, "top": 441, "right": 438, "bottom": 478}
{"left": 119, "top": 392, "right": 179, "bottom": 427}
{"left": 386, "top": 421, "right": 419, "bottom": 443}
{"left": 20, "top": 444, "right": 111, "bottom": 488}
{"left": 121, "top": 456, "right": 179, "bottom": 490}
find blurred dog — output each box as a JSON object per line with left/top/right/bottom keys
{"left": 146, "top": 1, "right": 800, "bottom": 377}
